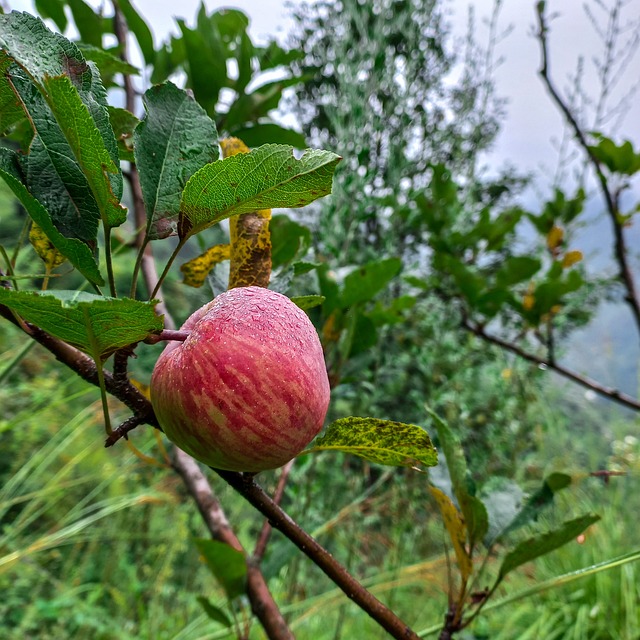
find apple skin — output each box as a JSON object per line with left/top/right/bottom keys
{"left": 150, "top": 286, "right": 330, "bottom": 472}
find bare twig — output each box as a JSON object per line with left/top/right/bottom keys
{"left": 536, "top": 4, "right": 640, "bottom": 336}
{"left": 215, "top": 469, "right": 421, "bottom": 640}
{"left": 253, "top": 459, "right": 295, "bottom": 562}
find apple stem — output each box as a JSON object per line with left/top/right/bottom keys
{"left": 144, "top": 330, "right": 190, "bottom": 344}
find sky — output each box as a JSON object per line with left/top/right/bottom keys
{"left": 8, "top": 0, "right": 639, "bottom": 188}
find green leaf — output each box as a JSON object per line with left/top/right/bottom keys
{"left": 193, "top": 539, "right": 247, "bottom": 601}
{"left": 8, "top": 67, "right": 100, "bottom": 243}
{"left": 498, "top": 514, "right": 600, "bottom": 581}
{"left": 307, "top": 417, "right": 438, "bottom": 469}
{"left": 270, "top": 214, "right": 311, "bottom": 267}
{"left": 108, "top": 106, "right": 139, "bottom": 162}
{"left": 67, "top": 0, "right": 103, "bottom": 47}
{"left": 177, "top": 17, "right": 226, "bottom": 116}
{"left": 77, "top": 44, "right": 139, "bottom": 78}
{"left": 0, "top": 13, "right": 122, "bottom": 237}
{"left": 230, "top": 122, "right": 307, "bottom": 149}
{"left": 426, "top": 406, "right": 488, "bottom": 547}
{"left": 0, "top": 58, "right": 26, "bottom": 134}
{"left": 0, "top": 147, "right": 104, "bottom": 285}
{"left": 0, "top": 289, "right": 162, "bottom": 358}
{"left": 290, "top": 295, "right": 325, "bottom": 311}
{"left": 196, "top": 597, "right": 232, "bottom": 627}
{"left": 116, "top": 0, "right": 155, "bottom": 65}
{"left": 44, "top": 75, "right": 127, "bottom": 228}
{"left": 496, "top": 256, "right": 541, "bottom": 287}
{"left": 589, "top": 134, "right": 640, "bottom": 176}
{"left": 498, "top": 473, "right": 572, "bottom": 540}
{"left": 179, "top": 145, "right": 340, "bottom": 239}
{"left": 340, "top": 258, "right": 402, "bottom": 307}
{"left": 0, "top": 12, "right": 88, "bottom": 85}
{"left": 34, "top": 0, "right": 68, "bottom": 32}
{"left": 134, "top": 81, "right": 219, "bottom": 239}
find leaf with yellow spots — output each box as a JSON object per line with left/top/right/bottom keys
{"left": 180, "top": 244, "right": 231, "bottom": 288}
{"left": 561, "top": 250, "right": 583, "bottom": 268}
{"left": 429, "top": 486, "right": 473, "bottom": 582}
{"left": 220, "top": 137, "right": 272, "bottom": 289}
{"left": 546, "top": 225, "right": 564, "bottom": 251}
{"left": 29, "top": 223, "right": 67, "bottom": 269}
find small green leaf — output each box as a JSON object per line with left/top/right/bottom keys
{"left": 193, "top": 539, "right": 247, "bottom": 601}
{"left": 77, "top": 44, "right": 139, "bottom": 78}
{"left": 67, "top": 0, "right": 103, "bottom": 47}
{"left": 426, "top": 406, "right": 488, "bottom": 547}
{"left": 496, "top": 256, "right": 541, "bottom": 287}
{"left": 0, "top": 289, "right": 162, "bottom": 358}
{"left": 589, "top": 134, "right": 640, "bottom": 176}
{"left": 108, "top": 106, "right": 139, "bottom": 162}
{"left": 117, "top": 0, "right": 155, "bottom": 65}
{"left": 231, "top": 122, "right": 307, "bottom": 149}
{"left": 134, "top": 81, "right": 219, "bottom": 239}
{"left": 179, "top": 145, "right": 340, "bottom": 239}
{"left": 44, "top": 74, "right": 127, "bottom": 228}
{"left": 196, "top": 597, "right": 232, "bottom": 627}
{"left": 498, "top": 514, "right": 600, "bottom": 580}
{"left": 340, "top": 258, "right": 402, "bottom": 307}
{"left": 270, "top": 214, "right": 311, "bottom": 267}
{"left": 307, "top": 417, "right": 437, "bottom": 469}
{"left": 290, "top": 295, "right": 324, "bottom": 311}
{"left": 498, "top": 473, "right": 572, "bottom": 540}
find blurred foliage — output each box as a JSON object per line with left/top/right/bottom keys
{"left": 0, "top": 0, "right": 639, "bottom": 638}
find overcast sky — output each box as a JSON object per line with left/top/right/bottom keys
{"left": 8, "top": 0, "right": 640, "bottom": 191}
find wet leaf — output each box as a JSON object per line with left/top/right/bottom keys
{"left": 179, "top": 144, "right": 340, "bottom": 239}
{"left": 134, "top": 81, "right": 219, "bottom": 239}
{"left": 0, "top": 289, "right": 162, "bottom": 359}
{"left": 0, "top": 147, "right": 103, "bottom": 285}
{"left": 307, "top": 417, "right": 437, "bottom": 469}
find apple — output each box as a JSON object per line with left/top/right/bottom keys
{"left": 150, "top": 286, "right": 330, "bottom": 472}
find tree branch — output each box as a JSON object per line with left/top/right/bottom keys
{"left": 215, "top": 469, "right": 421, "bottom": 640}
{"left": 536, "top": 4, "right": 640, "bottom": 336}
{"left": 463, "top": 318, "right": 640, "bottom": 411}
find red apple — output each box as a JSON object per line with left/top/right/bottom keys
{"left": 150, "top": 286, "right": 330, "bottom": 472}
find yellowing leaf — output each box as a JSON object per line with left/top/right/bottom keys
{"left": 562, "top": 250, "right": 583, "bottom": 268}
{"left": 547, "top": 225, "right": 564, "bottom": 250}
{"left": 29, "top": 223, "right": 66, "bottom": 269}
{"left": 523, "top": 294, "right": 535, "bottom": 311}
{"left": 180, "top": 244, "right": 231, "bottom": 288}
{"left": 220, "top": 137, "right": 272, "bottom": 289}
{"left": 429, "top": 486, "right": 473, "bottom": 581}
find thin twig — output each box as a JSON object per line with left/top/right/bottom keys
{"left": 253, "top": 459, "right": 295, "bottom": 562}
